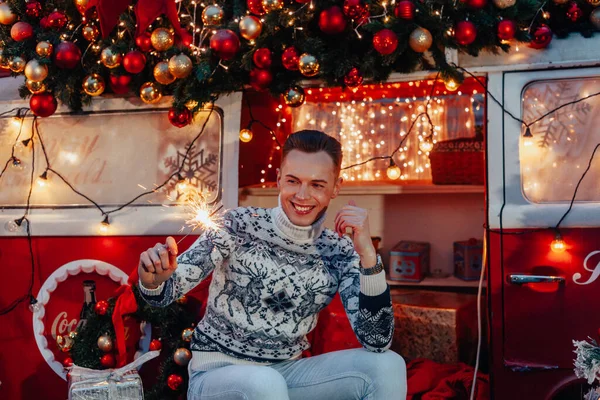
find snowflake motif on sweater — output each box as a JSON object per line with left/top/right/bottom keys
{"left": 140, "top": 206, "right": 394, "bottom": 363}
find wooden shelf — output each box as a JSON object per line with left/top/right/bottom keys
{"left": 387, "top": 276, "right": 486, "bottom": 288}
{"left": 240, "top": 181, "right": 484, "bottom": 196}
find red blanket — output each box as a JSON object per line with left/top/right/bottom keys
{"left": 407, "top": 358, "right": 489, "bottom": 400}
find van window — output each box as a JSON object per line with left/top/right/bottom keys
{"left": 0, "top": 108, "right": 223, "bottom": 207}
{"left": 520, "top": 78, "right": 600, "bottom": 203}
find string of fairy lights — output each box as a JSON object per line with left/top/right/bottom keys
{"left": 2, "top": 66, "right": 600, "bottom": 316}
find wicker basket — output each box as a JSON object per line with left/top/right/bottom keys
{"left": 429, "top": 138, "right": 484, "bottom": 185}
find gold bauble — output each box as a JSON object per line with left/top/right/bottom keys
{"left": 283, "top": 86, "right": 305, "bottom": 108}
{"left": 261, "top": 0, "right": 283, "bottom": 12}
{"left": 173, "top": 348, "right": 192, "bottom": 366}
{"left": 56, "top": 334, "right": 74, "bottom": 352}
{"left": 492, "top": 0, "right": 516, "bottom": 8}
{"left": 181, "top": 328, "right": 194, "bottom": 342}
{"left": 0, "top": 2, "right": 17, "bottom": 25}
{"left": 153, "top": 61, "right": 176, "bottom": 85}
{"left": 150, "top": 28, "right": 174, "bottom": 51}
{"left": 591, "top": 8, "right": 600, "bottom": 28}
{"left": 26, "top": 79, "right": 47, "bottom": 94}
{"left": 298, "top": 53, "right": 320, "bottom": 77}
{"left": 588, "top": 0, "right": 600, "bottom": 7}
{"left": 239, "top": 128, "right": 253, "bottom": 143}
{"left": 202, "top": 5, "right": 224, "bottom": 26}
{"left": 82, "top": 73, "right": 105, "bottom": 96}
{"left": 82, "top": 24, "right": 99, "bottom": 41}
{"left": 97, "top": 335, "right": 113, "bottom": 352}
{"left": 24, "top": 60, "right": 48, "bottom": 82}
{"left": 168, "top": 54, "right": 193, "bottom": 79}
{"left": 36, "top": 41, "right": 54, "bottom": 58}
{"left": 408, "top": 27, "right": 433, "bottom": 53}
{"left": 185, "top": 99, "right": 199, "bottom": 110}
{"left": 9, "top": 56, "right": 26, "bottom": 73}
{"left": 90, "top": 43, "right": 102, "bottom": 55}
{"left": 140, "top": 82, "right": 162, "bottom": 104}
{"left": 239, "top": 16, "right": 262, "bottom": 41}
{"left": 74, "top": 0, "right": 90, "bottom": 14}
{"left": 101, "top": 47, "right": 123, "bottom": 69}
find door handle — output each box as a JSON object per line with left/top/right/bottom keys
{"left": 508, "top": 274, "right": 565, "bottom": 285}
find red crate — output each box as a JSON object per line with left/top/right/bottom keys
{"left": 429, "top": 138, "right": 484, "bottom": 185}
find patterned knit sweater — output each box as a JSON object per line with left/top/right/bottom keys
{"left": 139, "top": 206, "right": 394, "bottom": 370}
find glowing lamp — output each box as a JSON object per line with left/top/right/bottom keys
{"left": 550, "top": 233, "right": 566, "bottom": 253}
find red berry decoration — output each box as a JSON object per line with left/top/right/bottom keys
{"left": 281, "top": 46, "right": 300, "bottom": 70}
{"left": 394, "top": 0, "right": 415, "bottom": 20}
{"left": 253, "top": 48, "right": 272, "bottom": 69}
{"left": 319, "top": 6, "right": 347, "bottom": 35}
{"left": 47, "top": 11, "right": 67, "bottom": 29}
{"left": 343, "top": 0, "right": 369, "bottom": 22}
{"left": 168, "top": 107, "right": 193, "bottom": 128}
{"left": 497, "top": 20, "right": 516, "bottom": 41}
{"left": 149, "top": 339, "right": 162, "bottom": 351}
{"left": 209, "top": 29, "right": 240, "bottom": 60}
{"left": 100, "top": 353, "right": 116, "bottom": 368}
{"left": 529, "top": 24, "right": 552, "bottom": 49}
{"left": 123, "top": 50, "right": 146, "bottom": 74}
{"left": 54, "top": 41, "right": 82, "bottom": 69}
{"left": 167, "top": 374, "right": 184, "bottom": 391}
{"left": 30, "top": 93, "right": 57, "bottom": 118}
{"left": 247, "top": 0, "right": 266, "bottom": 15}
{"left": 11, "top": 22, "right": 33, "bottom": 42}
{"left": 455, "top": 21, "right": 477, "bottom": 46}
{"left": 467, "top": 0, "right": 487, "bottom": 9}
{"left": 373, "top": 29, "right": 398, "bottom": 55}
{"left": 94, "top": 300, "right": 109, "bottom": 315}
{"left": 566, "top": 2, "right": 582, "bottom": 22}
{"left": 249, "top": 68, "right": 273, "bottom": 91}
{"left": 63, "top": 357, "right": 74, "bottom": 367}
{"left": 135, "top": 32, "right": 153, "bottom": 52}
{"left": 109, "top": 74, "right": 132, "bottom": 94}
{"left": 25, "top": 1, "right": 42, "bottom": 18}
{"left": 344, "top": 67, "right": 363, "bottom": 88}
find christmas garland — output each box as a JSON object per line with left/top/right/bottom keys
{"left": 0, "top": 0, "right": 571, "bottom": 127}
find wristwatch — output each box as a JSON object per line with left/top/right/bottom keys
{"left": 359, "top": 254, "right": 384, "bottom": 275}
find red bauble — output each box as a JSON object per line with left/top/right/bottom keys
{"left": 566, "top": 2, "right": 582, "bottom": 22}
{"left": 529, "top": 25, "right": 552, "bottom": 49}
{"left": 54, "top": 41, "right": 82, "bottom": 69}
{"left": 40, "top": 16, "right": 49, "bottom": 29}
{"left": 252, "top": 48, "right": 272, "bottom": 69}
{"left": 100, "top": 353, "right": 116, "bottom": 368}
{"left": 249, "top": 68, "right": 273, "bottom": 91}
{"left": 455, "top": 21, "right": 477, "bottom": 46}
{"left": 372, "top": 29, "right": 398, "bottom": 55}
{"left": 394, "top": 0, "right": 415, "bottom": 20}
{"left": 11, "top": 22, "right": 34, "bottom": 42}
{"left": 47, "top": 11, "right": 67, "bottom": 29}
{"left": 247, "top": 0, "right": 266, "bottom": 15}
{"left": 344, "top": 67, "right": 363, "bottom": 88}
{"left": 467, "top": 0, "right": 487, "bottom": 9}
{"left": 497, "top": 20, "right": 516, "bottom": 41}
{"left": 63, "top": 357, "right": 74, "bottom": 367}
{"left": 281, "top": 46, "right": 299, "bottom": 70}
{"left": 25, "top": 1, "right": 42, "bottom": 18}
{"left": 168, "top": 107, "right": 193, "bottom": 128}
{"left": 343, "top": 0, "right": 369, "bottom": 23}
{"left": 94, "top": 300, "right": 109, "bottom": 315}
{"left": 209, "top": 29, "right": 240, "bottom": 60}
{"left": 167, "top": 374, "right": 184, "bottom": 391}
{"left": 123, "top": 50, "right": 146, "bottom": 74}
{"left": 135, "top": 32, "right": 153, "bottom": 52}
{"left": 319, "top": 6, "right": 347, "bottom": 35}
{"left": 296, "top": 0, "right": 311, "bottom": 3}
{"left": 149, "top": 339, "right": 162, "bottom": 351}
{"left": 30, "top": 93, "right": 57, "bottom": 118}
{"left": 109, "top": 74, "right": 132, "bottom": 94}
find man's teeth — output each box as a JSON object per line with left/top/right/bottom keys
{"left": 293, "top": 204, "right": 313, "bottom": 212}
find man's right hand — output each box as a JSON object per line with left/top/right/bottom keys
{"left": 138, "top": 236, "right": 178, "bottom": 289}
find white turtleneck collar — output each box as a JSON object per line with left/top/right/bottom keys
{"left": 271, "top": 195, "right": 326, "bottom": 243}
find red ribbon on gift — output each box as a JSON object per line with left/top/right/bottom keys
{"left": 111, "top": 267, "right": 139, "bottom": 367}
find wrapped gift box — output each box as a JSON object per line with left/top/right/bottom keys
{"left": 391, "top": 290, "right": 479, "bottom": 364}
{"left": 454, "top": 239, "right": 484, "bottom": 281}
{"left": 389, "top": 241, "right": 430, "bottom": 282}
{"left": 69, "top": 369, "right": 144, "bottom": 400}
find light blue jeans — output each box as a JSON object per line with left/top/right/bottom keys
{"left": 187, "top": 348, "right": 407, "bottom": 400}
